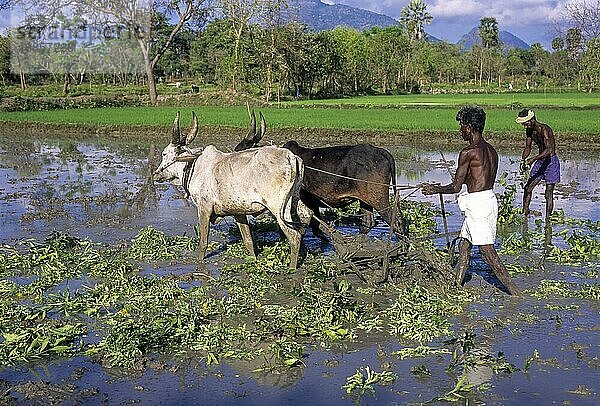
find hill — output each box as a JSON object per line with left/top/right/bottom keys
{"left": 288, "top": 0, "right": 398, "bottom": 31}
{"left": 286, "top": 1, "right": 528, "bottom": 50}
{"left": 457, "top": 27, "right": 530, "bottom": 50}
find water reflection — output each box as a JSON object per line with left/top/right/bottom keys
{"left": 1, "top": 138, "right": 599, "bottom": 247}
{"left": 0, "top": 137, "right": 162, "bottom": 243}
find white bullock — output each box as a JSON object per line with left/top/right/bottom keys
{"left": 153, "top": 112, "right": 311, "bottom": 269}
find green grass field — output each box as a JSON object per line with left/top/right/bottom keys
{"left": 288, "top": 91, "right": 600, "bottom": 108}
{"left": 0, "top": 105, "right": 598, "bottom": 134}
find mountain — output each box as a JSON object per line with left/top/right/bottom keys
{"left": 288, "top": 0, "right": 398, "bottom": 31}
{"left": 286, "top": 1, "right": 527, "bottom": 51}
{"left": 457, "top": 27, "right": 530, "bottom": 51}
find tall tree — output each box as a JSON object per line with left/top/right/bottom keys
{"left": 561, "top": 0, "right": 600, "bottom": 42}
{"left": 551, "top": 37, "right": 568, "bottom": 84}
{"left": 581, "top": 38, "right": 600, "bottom": 90}
{"left": 328, "top": 26, "right": 368, "bottom": 94}
{"left": 477, "top": 17, "right": 499, "bottom": 85}
{"left": 364, "top": 26, "right": 410, "bottom": 93}
{"left": 566, "top": 27, "right": 583, "bottom": 62}
{"left": 218, "top": 0, "right": 270, "bottom": 91}
{"left": 0, "top": 35, "right": 9, "bottom": 86}
{"left": 399, "top": 0, "right": 432, "bottom": 41}
{"left": 253, "top": 0, "right": 288, "bottom": 101}
{"left": 15, "top": 0, "right": 211, "bottom": 105}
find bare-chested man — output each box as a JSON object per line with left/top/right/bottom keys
{"left": 516, "top": 109, "right": 560, "bottom": 218}
{"left": 422, "top": 106, "right": 520, "bottom": 295}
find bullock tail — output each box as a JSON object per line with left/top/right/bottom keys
{"left": 280, "top": 154, "right": 306, "bottom": 231}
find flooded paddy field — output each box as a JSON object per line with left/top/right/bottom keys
{"left": 0, "top": 134, "right": 598, "bottom": 405}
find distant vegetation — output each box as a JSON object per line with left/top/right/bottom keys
{"left": 1, "top": 0, "right": 598, "bottom": 106}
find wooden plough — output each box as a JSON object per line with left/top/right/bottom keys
{"left": 312, "top": 213, "right": 458, "bottom": 286}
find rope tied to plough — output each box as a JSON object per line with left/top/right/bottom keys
{"left": 300, "top": 164, "right": 423, "bottom": 220}
{"left": 304, "top": 165, "right": 418, "bottom": 190}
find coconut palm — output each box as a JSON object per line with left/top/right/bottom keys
{"left": 399, "top": 0, "right": 433, "bottom": 41}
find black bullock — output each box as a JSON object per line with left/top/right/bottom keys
{"left": 234, "top": 113, "right": 407, "bottom": 239}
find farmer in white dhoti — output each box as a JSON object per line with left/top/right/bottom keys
{"left": 421, "top": 106, "right": 520, "bottom": 296}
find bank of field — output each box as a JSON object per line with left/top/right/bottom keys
{"left": 0, "top": 106, "right": 598, "bottom": 135}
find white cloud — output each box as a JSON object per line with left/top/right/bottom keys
{"left": 429, "top": 0, "right": 480, "bottom": 18}
{"left": 330, "top": 1, "right": 567, "bottom": 25}
{"left": 329, "top": 0, "right": 570, "bottom": 46}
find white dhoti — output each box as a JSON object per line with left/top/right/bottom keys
{"left": 457, "top": 189, "right": 498, "bottom": 246}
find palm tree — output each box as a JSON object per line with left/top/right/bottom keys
{"left": 399, "top": 0, "right": 433, "bottom": 42}
{"left": 477, "top": 17, "right": 499, "bottom": 85}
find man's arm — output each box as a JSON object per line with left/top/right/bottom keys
{"left": 422, "top": 149, "right": 470, "bottom": 195}
{"left": 522, "top": 134, "right": 532, "bottom": 160}
{"left": 527, "top": 126, "right": 555, "bottom": 165}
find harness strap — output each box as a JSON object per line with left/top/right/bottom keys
{"left": 182, "top": 159, "right": 197, "bottom": 199}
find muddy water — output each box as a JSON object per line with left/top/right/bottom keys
{"left": 0, "top": 135, "right": 598, "bottom": 405}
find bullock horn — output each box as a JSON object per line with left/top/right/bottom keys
{"left": 246, "top": 109, "right": 257, "bottom": 141}
{"left": 185, "top": 111, "right": 199, "bottom": 145}
{"left": 256, "top": 111, "right": 266, "bottom": 143}
{"left": 171, "top": 111, "right": 181, "bottom": 145}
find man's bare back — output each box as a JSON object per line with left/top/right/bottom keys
{"left": 459, "top": 141, "right": 498, "bottom": 193}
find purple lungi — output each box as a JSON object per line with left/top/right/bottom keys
{"left": 530, "top": 155, "right": 561, "bottom": 184}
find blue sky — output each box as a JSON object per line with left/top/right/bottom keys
{"left": 2, "top": 0, "right": 569, "bottom": 49}
{"left": 326, "top": 0, "right": 569, "bottom": 48}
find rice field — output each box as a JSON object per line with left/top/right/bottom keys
{"left": 288, "top": 91, "right": 600, "bottom": 108}
{"left": 0, "top": 105, "right": 598, "bottom": 135}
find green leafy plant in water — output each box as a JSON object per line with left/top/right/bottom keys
{"left": 385, "top": 285, "right": 471, "bottom": 343}
{"left": 192, "top": 322, "right": 261, "bottom": 366}
{"left": 527, "top": 279, "right": 600, "bottom": 301}
{"left": 497, "top": 173, "right": 522, "bottom": 226}
{"left": 128, "top": 226, "right": 197, "bottom": 261}
{"left": 322, "top": 201, "right": 361, "bottom": 223}
{"left": 411, "top": 364, "right": 431, "bottom": 376}
{"left": 0, "top": 302, "right": 86, "bottom": 366}
{"left": 392, "top": 345, "right": 451, "bottom": 359}
{"left": 564, "top": 232, "right": 600, "bottom": 261}
{"left": 499, "top": 232, "right": 534, "bottom": 255}
{"left": 446, "top": 331, "right": 519, "bottom": 376}
{"left": 342, "top": 366, "right": 397, "bottom": 400}
{"left": 429, "top": 376, "right": 475, "bottom": 402}
{"left": 431, "top": 331, "right": 518, "bottom": 403}
{"left": 550, "top": 209, "right": 600, "bottom": 232}
{"left": 268, "top": 336, "right": 305, "bottom": 367}
{"left": 397, "top": 199, "right": 439, "bottom": 237}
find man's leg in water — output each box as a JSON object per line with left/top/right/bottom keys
{"left": 454, "top": 238, "right": 472, "bottom": 286}
{"left": 545, "top": 183, "right": 555, "bottom": 219}
{"left": 523, "top": 177, "right": 542, "bottom": 215}
{"left": 479, "top": 244, "right": 520, "bottom": 295}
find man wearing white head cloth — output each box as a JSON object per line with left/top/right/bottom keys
{"left": 516, "top": 109, "right": 560, "bottom": 218}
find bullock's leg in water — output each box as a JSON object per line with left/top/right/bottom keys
{"left": 479, "top": 245, "right": 520, "bottom": 295}
{"left": 276, "top": 219, "right": 302, "bottom": 270}
{"left": 454, "top": 238, "right": 472, "bottom": 286}
{"left": 234, "top": 215, "right": 256, "bottom": 258}
{"left": 361, "top": 189, "right": 408, "bottom": 236}
{"left": 359, "top": 202, "right": 375, "bottom": 233}
{"left": 197, "top": 210, "right": 212, "bottom": 261}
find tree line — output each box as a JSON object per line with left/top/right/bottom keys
{"left": 1, "top": 0, "right": 598, "bottom": 103}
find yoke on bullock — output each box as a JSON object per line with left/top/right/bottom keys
{"left": 153, "top": 112, "right": 312, "bottom": 270}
